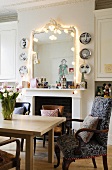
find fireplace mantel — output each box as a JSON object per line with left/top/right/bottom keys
{"left": 22, "top": 88, "right": 84, "bottom": 97}
{"left": 22, "top": 88, "right": 85, "bottom": 129}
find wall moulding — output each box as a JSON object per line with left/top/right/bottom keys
{"left": 3, "top": 0, "right": 93, "bottom": 12}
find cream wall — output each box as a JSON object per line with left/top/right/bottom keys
{"left": 17, "top": 0, "right": 95, "bottom": 118}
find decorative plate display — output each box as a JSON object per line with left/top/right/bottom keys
{"left": 79, "top": 32, "right": 91, "bottom": 44}
{"left": 79, "top": 64, "right": 91, "bottom": 74}
{"left": 80, "top": 48, "right": 91, "bottom": 59}
{"left": 19, "top": 52, "right": 28, "bottom": 61}
{"left": 20, "top": 38, "right": 29, "bottom": 49}
{"left": 19, "top": 66, "right": 28, "bottom": 77}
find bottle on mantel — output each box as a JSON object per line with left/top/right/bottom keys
{"left": 61, "top": 75, "right": 67, "bottom": 89}
{"left": 80, "top": 72, "right": 87, "bottom": 89}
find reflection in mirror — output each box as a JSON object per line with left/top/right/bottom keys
{"left": 32, "top": 19, "right": 76, "bottom": 87}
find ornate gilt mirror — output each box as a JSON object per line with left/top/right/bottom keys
{"left": 31, "top": 19, "right": 76, "bottom": 86}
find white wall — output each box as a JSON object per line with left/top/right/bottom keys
{"left": 17, "top": 1, "right": 95, "bottom": 118}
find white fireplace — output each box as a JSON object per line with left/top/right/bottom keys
{"left": 22, "top": 88, "right": 85, "bottom": 129}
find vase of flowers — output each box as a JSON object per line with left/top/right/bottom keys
{"left": 0, "top": 83, "right": 21, "bottom": 120}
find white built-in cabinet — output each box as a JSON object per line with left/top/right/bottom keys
{"left": 94, "top": 9, "right": 112, "bottom": 145}
{"left": 94, "top": 9, "right": 112, "bottom": 81}
{"left": 0, "top": 21, "right": 17, "bottom": 81}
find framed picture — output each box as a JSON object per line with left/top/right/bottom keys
{"left": 69, "top": 68, "right": 74, "bottom": 73}
{"left": 96, "top": 86, "right": 104, "bottom": 96}
{"left": 66, "top": 81, "right": 74, "bottom": 88}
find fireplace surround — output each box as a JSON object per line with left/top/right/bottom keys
{"left": 22, "top": 88, "right": 84, "bottom": 129}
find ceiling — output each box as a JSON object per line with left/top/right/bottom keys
{"left": 0, "top": 1, "right": 110, "bottom": 16}
{"left": 0, "top": 0, "right": 86, "bottom": 15}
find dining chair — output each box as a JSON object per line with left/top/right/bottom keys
{"left": 14, "top": 102, "right": 31, "bottom": 151}
{"left": 0, "top": 138, "right": 20, "bottom": 170}
{"left": 54, "top": 97, "right": 112, "bottom": 170}
{"left": 34, "top": 105, "right": 64, "bottom": 154}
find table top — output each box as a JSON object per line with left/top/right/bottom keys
{"left": 0, "top": 114, "right": 66, "bottom": 136}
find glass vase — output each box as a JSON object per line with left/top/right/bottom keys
{"left": 2, "top": 99, "right": 16, "bottom": 120}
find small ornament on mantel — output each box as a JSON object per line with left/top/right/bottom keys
{"left": 61, "top": 75, "right": 67, "bottom": 89}
{"left": 80, "top": 72, "right": 87, "bottom": 89}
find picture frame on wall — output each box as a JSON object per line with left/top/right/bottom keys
{"left": 96, "top": 86, "right": 104, "bottom": 97}
{"left": 69, "top": 68, "right": 74, "bottom": 73}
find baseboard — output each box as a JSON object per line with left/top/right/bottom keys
{"left": 108, "top": 134, "right": 112, "bottom": 145}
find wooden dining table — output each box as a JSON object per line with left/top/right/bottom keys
{"left": 0, "top": 114, "right": 66, "bottom": 170}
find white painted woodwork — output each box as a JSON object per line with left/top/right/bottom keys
{"left": 94, "top": 8, "right": 112, "bottom": 81}
{"left": 0, "top": 21, "right": 17, "bottom": 81}
{"left": 0, "top": 0, "right": 92, "bottom": 13}
{"left": 22, "top": 88, "right": 84, "bottom": 130}
{"left": 94, "top": 9, "right": 112, "bottom": 145}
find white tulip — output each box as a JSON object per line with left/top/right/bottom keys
{"left": 13, "top": 88, "right": 17, "bottom": 93}
{"left": 9, "top": 92, "right": 13, "bottom": 96}
{"left": 3, "top": 93, "right": 7, "bottom": 97}
{"left": 7, "top": 88, "right": 11, "bottom": 92}
{"left": 1, "top": 88, "right": 5, "bottom": 93}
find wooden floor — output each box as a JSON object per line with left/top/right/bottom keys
{"left": 0, "top": 137, "right": 112, "bottom": 170}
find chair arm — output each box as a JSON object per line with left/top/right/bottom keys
{"left": 66, "top": 118, "right": 84, "bottom": 122}
{"left": 75, "top": 128, "right": 108, "bottom": 139}
{"left": 0, "top": 139, "right": 20, "bottom": 160}
{"left": 65, "top": 118, "right": 84, "bottom": 134}
{"left": 73, "top": 128, "right": 109, "bottom": 149}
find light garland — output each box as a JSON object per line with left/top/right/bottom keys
{"left": 27, "top": 19, "right": 80, "bottom": 86}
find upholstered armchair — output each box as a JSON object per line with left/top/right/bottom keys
{"left": 0, "top": 138, "right": 20, "bottom": 170}
{"left": 54, "top": 97, "right": 112, "bottom": 170}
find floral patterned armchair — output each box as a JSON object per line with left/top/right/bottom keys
{"left": 54, "top": 97, "right": 112, "bottom": 170}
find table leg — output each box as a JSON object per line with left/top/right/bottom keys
{"left": 48, "top": 128, "right": 54, "bottom": 163}
{"left": 25, "top": 136, "right": 33, "bottom": 170}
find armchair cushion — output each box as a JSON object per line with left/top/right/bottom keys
{"left": 79, "top": 115, "right": 99, "bottom": 143}
{"left": 41, "top": 109, "right": 58, "bottom": 117}
{"left": 42, "top": 105, "right": 64, "bottom": 117}
{"left": 15, "top": 102, "right": 30, "bottom": 115}
{"left": 14, "top": 106, "right": 25, "bottom": 115}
